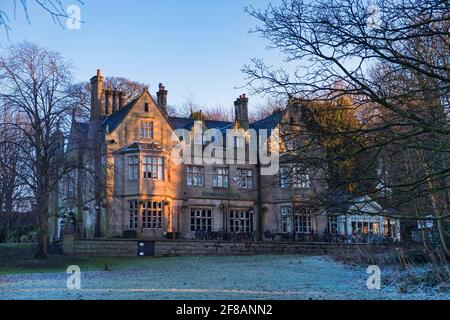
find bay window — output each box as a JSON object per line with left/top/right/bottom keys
{"left": 142, "top": 156, "right": 164, "bottom": 181}
{"left": 128, "top": 156, "right": 139, "bottom": 180}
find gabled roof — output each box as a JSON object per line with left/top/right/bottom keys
{"left": 103, "top": 89, "right": 169, "bottom": 133}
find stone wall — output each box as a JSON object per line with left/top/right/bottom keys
{"left": 72, "top": 239, "right": 391, "bottom": 257}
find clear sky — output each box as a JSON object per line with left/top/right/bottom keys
{"left": 0, "top": 0, "right": 285, "bottom": 114}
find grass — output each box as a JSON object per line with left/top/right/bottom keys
{"left": 0, "top": 243, "right": 142, "bottom": 275}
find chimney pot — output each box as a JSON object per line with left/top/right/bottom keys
{"left": 90, "top": 69, "right": 105, "bottom": 119}
{"left": 234, "top": 94, "right": 249, "bottom": 129}
{"left": 157, "top": 83, "right": 168, "bottom": 115}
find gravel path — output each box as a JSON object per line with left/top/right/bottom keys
{"left": 0, "top": 255, "right": 448, "bottom": 300}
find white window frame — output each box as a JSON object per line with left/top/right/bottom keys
{"left": 213, "top": 168, "right": 229, "bottom": 188}
{"left": 328, "top": 216, "right": 338, "bottom": 235}
{"left": 187, "top": 166, "right": 204, "bottom": 187}
{"left": 142, "top": 156, "right": 164, "bottom": 181}
{"left": 142, "top": 201, "right": 163, "bottom": 229}
{"left": 237, "top": 169, "right": 253, "bottom": 189}
{"left": 190, "top": 208, "right": 212, "bottom": 232}
{"left": 128, "top": 156, "right": 139, "bottom": 180}
{"left": 229, "top": 210, "right": 253, "bottom": 233}
{"left": 280, "top": 167, "right": 290, "bottom": 188}
{"left": 280, "top": 206, "right": 293, "bottom": 233}
{"left": 128, "top": 200, "right": 139, "bottom": 229}
{"left": 140, "top": 121, "right": 153, "bottom": 139}
{"left": 294, "top": 207, "right": 312, "bottom": 234}
{"left": 293, "top": 167, "right": 311, "bottom": 189}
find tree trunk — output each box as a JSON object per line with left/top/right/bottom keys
{"left": 35, "top": 161, "right": 50, "bottom": 259}
{"left": 35, "top": 195, "right": 49, "bottom": 259}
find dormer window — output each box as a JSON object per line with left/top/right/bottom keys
{"left": 144, "top": 103, "right": 149, "bottom": 112}
{"left": 140, "top": 121, "right": 153, "bottom": 139}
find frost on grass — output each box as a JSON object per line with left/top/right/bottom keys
{"left": 0, "top": 256, "right": 448, "bottom": 300}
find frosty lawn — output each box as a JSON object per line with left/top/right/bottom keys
{"left": 0, "top": 255, "right": 448, "bottom": 300}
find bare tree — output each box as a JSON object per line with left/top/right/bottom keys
{"left": 0, "top": 0, "right": 84, "bottom": 39}
{"left": 0, "top": 41, "right": 76, "bottom": 258}
{"left": 68, "top": 77, "right": 148, "bottom": 123}
{"left": 243, "top": 0, "right": 449, "bottom": 254}
{"left": 0, "top": 105, "right": 29, "bottom": 242}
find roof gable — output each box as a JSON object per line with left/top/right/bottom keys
{"left": 103, "top": 89, "right": 169, "bottom": 133}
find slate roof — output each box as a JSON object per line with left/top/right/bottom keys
{"left": 103, "top": 96, "right": 140, "bottom": 132}
{"left": 73, "top": 101, "right": 286, "bottom": 142}
{"left": 167, "top": 117, "right": 233, "bottom": 131}
{"left": 251, "top": 110, "right": 286, "bottom": 133}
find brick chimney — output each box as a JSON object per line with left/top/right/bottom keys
{"left": 234, "top": 94, "right": 249, "bottom": 129}
{"left": 112, "top": 90, "right": 119, "bottom": 113}
{"left": 157, "top": 83, "right": 168, "bottom": 115}
{"left": 104, "top": 87, "right": 111, "bottom": 115}
{"left": 119, "top": 91, "right": 125, "bottom": 109}
{"left": 90, "top": 69, "right": 105, "bottom": 119}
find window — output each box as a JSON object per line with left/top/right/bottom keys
{"left": 237, "top": 169, "right": 253, "bottom": 189}
{"left": 280, "top": 206, "right": 293, "bottom": 233}
{"left": 213, "top": 168, "right": 229, "bottom": 188}
{"left": 229, "top": 210, "right": 253, "bottom": 233}
{"left": 352, "top": 221, "right": 380, "bottom": 235}
{"left": 294, "top": 207, "right": 312, "bottom": 233}
{"left": 293, "top": 167, "right": 311, "bottom": 189}
{"left": 128, "top": 156, "right": 139, "bottom": 180}
{"left": 280, "top": 167, "right": 290, "bottom": 188}
{"left": 285, "top": 139, "right": 297, "bottom": 152}
{"left": 142, "top": 156, "right": 164, "bottom": 181}
{"left": 128, "top": 200, "right": 139, "bottom": 229}
{"left": 328, "top": 216, "right": 338, "bottom": 235}
{"left": 144, "top": 103, "right": 149, "bottom": 112}
{"left": 190, "top": 209, "right": 212, "bottom": 232}
{"left": 142, "top": 201, "right": 163, "bottom": 229}
{"left": 140, "top": 121, "right": 153, "bottom": 139}
{"left": 187, "top": 166, "right": 204, "bottom": 187}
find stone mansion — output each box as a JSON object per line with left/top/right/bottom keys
{"left": 49, "top": 70, "right": 398, "bottom": 242}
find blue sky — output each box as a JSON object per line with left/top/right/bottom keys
{"left": 0, "top": 0, "right": 285, "bottom": 114}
